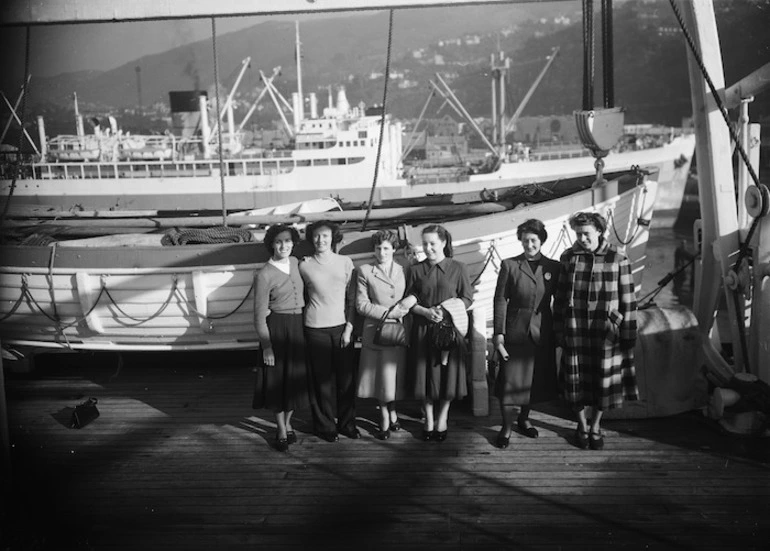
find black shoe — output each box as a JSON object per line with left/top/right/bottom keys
{"left": 275, "top": 436, "right": 289, "bottom": 452}
{"left": 339, "top": 427, "right": 361, "bottom": 440}
{"left": 317, "top": 431, "right": 339, "bottom": 443}
{"left": 575, "top": 427, "right": 589, "bottom": 450}
{"left": 390, "top": 420, "right": 402, "bottom": 432}
{"left": 286, "top": 431, "right": 297, "bottom": 445}
{"left": 434, "top": 430, "right": 448, "bottom": 442}
{"left": 377, "top": 428, "right": 391, "bottom": 440}
{"left": 422, "top": 429, "right": 433, "bottom": 441}
{"left": 517, "top": 419, "right": 539, "bottom": 439}
{"left": 589, "top": 431, "right": 605, "bottom": 450}
{"left": 495, "top": 430, "right": 510, "bottom": 449}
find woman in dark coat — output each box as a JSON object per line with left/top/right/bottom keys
{"left": 553, "top": 212, "right": 639, "bottom": 450}
{"left": 404, "top": 224, "right": 473, "bottom": 442}
{"left": 492, "top": 219, "right": 560, "bottom": 449}
{"left": 252, "top": 224, "right": 308, "bottom": 452}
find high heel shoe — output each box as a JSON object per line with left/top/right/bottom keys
{"left": 517, "top": 418, "right": 539, "bottom": 439}
{"left": 434, "top": 429, "right": 448, "bottom": 442}
{"left": 575, "top": 426, "right": 589, "bottom": 450}
{"left": 390, "top": 420, "right": 402, "bottom": 432}
{"left": 422, "top": 429, "right": 433, "bottom": 441}
{"left": 286, "top": 431, "right": 297, "bottom": 445}
{"left": 495, "top": 429, "right": 510, "bottom": 449}
{"left": 274, "top": 435, "right": 289, "bottom": 452}
{"left": 377, "top": 428, "right": 391, "bottom": 440}
{"left": 589, "top": 430, "right": 604, "bottom": 450}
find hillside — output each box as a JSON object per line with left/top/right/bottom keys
{"left": 1, "top": 0, "right": 768, "bottom": 136}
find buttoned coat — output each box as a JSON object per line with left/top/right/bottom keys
{"left": 553, "top": 240, "right": 639, "bottom": 410}
{"left": 356, "top": 261, "right": 407, "bottom": 349}
{"left": 493, "top": 254, "right": 560, "bottom": 346}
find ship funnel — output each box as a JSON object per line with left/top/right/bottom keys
{"left": 336, "top": 87, "right": 350, "bottom": 114}
{"left": 170, "top": 90, "right": 207, "bottom": 142}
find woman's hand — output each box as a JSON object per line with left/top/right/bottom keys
{"left": 341, "top": 324, "right": 353, "bottom": 347}
{"left": 388, "top": 303, "right": 410, "bottom": 319}
{"left": 262, "top": 347, "right": 275, "bottom": 367}
{"left": 428, "top": 306, "right": 444, "bottom": 323}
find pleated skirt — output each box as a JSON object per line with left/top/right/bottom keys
{"left": 252, "top": 313, "right": 309, "bottom": 412}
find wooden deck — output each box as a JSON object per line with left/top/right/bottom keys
{"left": 3, "top": 351, "right": 769, "bottom": 550}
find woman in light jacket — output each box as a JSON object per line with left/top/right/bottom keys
{"left": 356, "top": 230, "right": 411, "bottom": 440}
{"left": 492, "top": 219, "right": 560, "bottom": 449}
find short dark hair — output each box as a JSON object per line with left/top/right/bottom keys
{"left": 516, "top": 218, "right": 548, "bottom": 243}
{"left": 422, "top": 224, "right": 453, "bottom": 257}
{"left": 371, "top": 229, "right": 400, "bottom": 249}
{"left": 263, "top": 224, "right": 300, "bottom": 253}
{"left": 305, "top": 220, "right": 344, "bottom": 251}
{"left": 569, "top": 211, "right": 607, "bottom": 234}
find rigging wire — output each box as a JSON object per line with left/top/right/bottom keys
{"left": 362, "top": 9, "right": 395, "bottom": 232}
{"left": 668, "top": 0, "right": 761, "bottom": 372}
{"left": 211, "top": 17, "right": 228, "bottom": 227}
{"left": 0, "top": 25, "right": 31, "bottom": 230}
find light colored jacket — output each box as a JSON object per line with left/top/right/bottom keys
{"left": 356, "top": 261, "right": 407, "bottom": 349}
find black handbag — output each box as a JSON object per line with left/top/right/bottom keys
{"left": 373, "top": 305, "right": 408, "bottom": 347}
{"left": 431, "top": 307, "right": 458, "bottom": 351}
{"left": 70, "top": 397, "right": 100, "bottom": 429}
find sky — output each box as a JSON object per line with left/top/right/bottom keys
{"left": 1, "top": 13, "right": 353, "bottom": 78}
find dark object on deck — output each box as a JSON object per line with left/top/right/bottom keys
{"left": 70, "top": 398, "right": 99, "bottom": 429}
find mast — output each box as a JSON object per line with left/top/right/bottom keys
{"left": 295, "top": 20, "right": 304, "bottom": 127}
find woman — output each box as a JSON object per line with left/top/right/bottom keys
{"left": 252, "top": 224, "right": 308, "bottom": 452}
{"left": 356, "top": 230, "right": 411, "bottom": 440}
{"left": 405, "top": 224, "right": 473, "bottom": 442}
{"left": 299, "top": 220, "right": 358, "bottom": 442}
{"left": 492, "top": 219, "right": 560, "bottom": 449}
{"left": 553, "top": 212, "right": 639, "bottom": 450}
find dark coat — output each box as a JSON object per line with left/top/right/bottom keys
{"left": 493, "top": 254, "right": 560, "bottom": 346}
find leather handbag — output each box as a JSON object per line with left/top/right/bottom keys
{"left": 70, "top": 397, "right": 100, "bottom": 429}
{"left": 431, "top": 309, "right": 457, "bottom": 351}
{"left": 373, "top": 305, "right": 408, "bottom": 347}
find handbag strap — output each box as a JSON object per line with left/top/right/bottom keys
{"left": 379, "top": 304, "right": 398, "bottom": 323}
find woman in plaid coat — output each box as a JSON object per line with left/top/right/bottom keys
{"left": 553, "top": 212, "right": 639, "bottom": 450}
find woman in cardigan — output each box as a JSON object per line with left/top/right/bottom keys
{"left": 356, "top": 230, "right": 411, "bottom": 440}
{"left": 553, "top": 212, "right": 639, "bottom": 450}
{"left": 405, "top": 224, "right": 473, "bottom": 442}
{"left": 299, "top": 220, "right": 358, "bottom": 443}
{"left": 492, "top": 219, "right": 560, "bottom": 449}
{"left": 252, "top": 224, "right": 308, "bottom": 452}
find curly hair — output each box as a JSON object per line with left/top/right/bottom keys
{"left": 569, "top": 211, "right": 608, "bottom": 234}
{"left": 516, "top": 218, "right": 548, "bottom": 243}
{"left": 305, "top": 220, "right": 344, "bottom": 252}
{"left": 422, "top": 224, "right": 453, "bottom": 258}
{"left": 263, "top": 224, "right": 300, "bottom": 254}
{"left": 371, "top": 229, "right": 400, "bottom": 249}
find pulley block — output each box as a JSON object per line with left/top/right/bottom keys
{"left": 574, "top": 106, "right": 625, "bottom": 156}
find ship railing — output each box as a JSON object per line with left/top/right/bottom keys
{"left": 27, "top": 154, "right": 368, "bottom": 180}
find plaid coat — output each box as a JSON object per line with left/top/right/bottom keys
{"left": 553, "top": 240, "right": 639, "bottom": 410}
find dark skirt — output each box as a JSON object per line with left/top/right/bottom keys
{"left": 494, "top": 339, "right": 558, "bottom": 406}
{"left": 252, "top": 313, "right": 309, "bottom": 412}
{"left": 407, "top": 319, "right": 467, "bottom": 401}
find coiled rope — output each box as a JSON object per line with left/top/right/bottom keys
{"left": 161, "top": 226, "right": 253, "bottom": 246}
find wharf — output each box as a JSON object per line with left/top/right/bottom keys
{"left": 3, "top": 351, "right": 769, "bottom": 550}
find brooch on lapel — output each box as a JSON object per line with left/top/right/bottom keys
{"left": 544, "top": 272, "right": 552, "bottom": 281}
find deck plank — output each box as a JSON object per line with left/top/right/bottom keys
{"left": 3, "top": 351, "right": 769, "bottom": 550}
